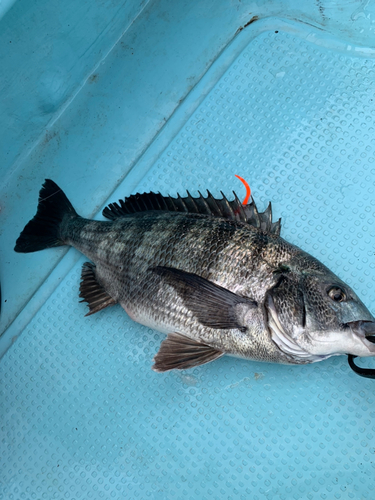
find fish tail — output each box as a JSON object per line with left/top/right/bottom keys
{"left": 14, "top": 179, "right": 78, "bottom": 253}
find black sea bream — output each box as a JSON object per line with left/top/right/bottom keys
{"left": 15, "top": 180, "right": 375, "bottom": 372}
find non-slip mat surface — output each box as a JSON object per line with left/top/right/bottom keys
{"left": 2, "top": 26, "right": 375, "bottom": 499}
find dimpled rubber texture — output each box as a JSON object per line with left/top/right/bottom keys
{"left": 2, "top": 27, "right": 375, "bottom": 499}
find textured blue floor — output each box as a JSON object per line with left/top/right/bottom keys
{"left": 2, "top": 16, "right": 375, "bottom": 500}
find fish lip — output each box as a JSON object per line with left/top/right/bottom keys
{"left": 347, "top": 321, "right": 375, "bottom": 349}
{"left": 348, "top": 320, "right": 375, "bottom": 339}
{"left": 342, "top": 320, "right": 375, "bottom": 357}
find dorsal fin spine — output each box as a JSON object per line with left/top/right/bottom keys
{"left": 206, "top": 190, "right": 223, "bottom": 217}
{"left": 232, "top": 191, "right": 247, "bottom": 221}
{"left": 150, "top": 192, "right": 161, "bottom": 211}
{"left": 220, "top": 191, "right": 236, "bottom": 220}
{"left": 166, "top": 196, "right": 177, "bottom": 211}
{"left": 157, "top": 193, "right": 166, "bottom": 210}
{"left": 102, "top": 189, "right": 282, "bottom": 235}
{"left": 178, "top": 193, "right": 190, "bottom": 212}
{"left": 198, "top": 191, "right": 212, "bottom": 215}
{"left": 187, "top": 191, "right": 200, "bottom": 213}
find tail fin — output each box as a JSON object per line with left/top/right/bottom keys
{"left": 14, "top": 179, "right": 78, "bottom": 253}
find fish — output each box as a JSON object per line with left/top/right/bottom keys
{"left": 14, "top": 179, "right": 375, "bottom": 373}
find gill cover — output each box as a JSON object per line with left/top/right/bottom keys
{"left": 265, "top": 277, "right": 327, "bottom": 362}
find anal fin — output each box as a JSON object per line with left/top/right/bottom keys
{"left": 79, "top": 262, "right": 116, "bottom": 316}
{"left": 153, "top": 333, "right": 224, "bottom": 372}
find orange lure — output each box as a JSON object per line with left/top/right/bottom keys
{"left": 235, "top": 175, "right": 251, "bottom": 205}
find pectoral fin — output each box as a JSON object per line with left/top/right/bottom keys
{"left": 79, "top": 262, "right": 117, "bottom": 316}
{"left": 153, "top": 333, "right": 224, "bottom": 372}
{"left": 152, "top": 266, "right": 257, "bottom": 330}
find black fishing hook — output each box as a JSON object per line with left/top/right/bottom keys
{"left": 348, "top": 336, "right": 375, "bottom": 379}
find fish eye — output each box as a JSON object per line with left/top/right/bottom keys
{"left": 327, "top": 286, "right": 346, "bottom": 302}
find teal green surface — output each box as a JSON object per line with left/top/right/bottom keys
{"left": 2, "top": 1, "right": 375, "bottom": 499}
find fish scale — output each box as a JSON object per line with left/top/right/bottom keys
{"left": 14, "top": 179, "right": 375, "bottom": 372}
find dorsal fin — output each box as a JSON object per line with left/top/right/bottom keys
{"left": 102, "top": 190, "right": 282, "bottom": 235}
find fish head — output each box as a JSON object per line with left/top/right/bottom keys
{"left": 265, "top": 260, "right": 375, "bottom": 363}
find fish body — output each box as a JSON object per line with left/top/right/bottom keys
{"left": 68, "top": 212, "right": 287, "bottom": 363}
{"left": 15, "top": 180, "right": 375, "bottom": 372}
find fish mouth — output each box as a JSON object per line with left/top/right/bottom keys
{"left": 347, "top": 321, "right": 375, "bottom": 354}
{"left": 347, "top": 321, "right": 375, "bottom": 379}
{"left": 348, "top": 320, "right": 375, "bottom": 339}
{"left": 265, "top": 294, "right": 328, "bottom": 363}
